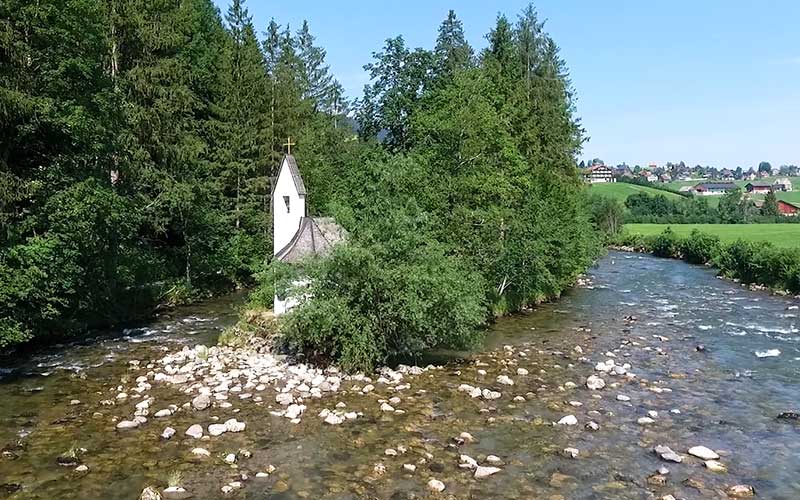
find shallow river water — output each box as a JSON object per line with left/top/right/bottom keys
{"left": 1, "top": 252, "right": 799, "bottom": 499}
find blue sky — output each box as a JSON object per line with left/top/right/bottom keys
{"left": 213, "top": 0, "right": 800, "bottom": 169}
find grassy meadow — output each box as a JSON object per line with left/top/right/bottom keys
{"left": 624, "top": 223, "right": 800, "bottom": 248}
{"left": 588, "top": 182, "right": 684, "bottom": 202}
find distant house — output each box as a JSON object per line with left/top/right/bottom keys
{"left": 778, "top": 200, "right": 800, "bottom": 216}
{"left": 773, "top": 178, "right": 793, "bottom": 192}
{"left": 745, "top": 183, "right": 773, "bottom": 194}
{"left": 742, "top": 169, "right": 757, "bottom": 181}
{"left": 720, "top": 169, "right": 735, "bottom": 180}
{"left": 693, "top": 182, "right": 737, "bottom": 196}
{"left": 583, "top": 165, "right": 615, "bottom": 184}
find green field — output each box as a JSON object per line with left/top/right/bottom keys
{"left": 625, "top": 223, "right": 800, "bottom": 248}
{"left": 588, "top": 182, "right": 684, "bottom": 202}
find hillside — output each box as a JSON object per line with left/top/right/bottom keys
{"left": 589, "top": 182, "right": 684, "bottom": 202}
{"left": 625, "top": 223, "right": 800, "bottom": 248}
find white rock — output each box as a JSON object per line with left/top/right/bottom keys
{"left": 185, "top": 424, "right": 203, "bottom": 439}
{"left": 482, "top": 389, "right": 501, "bottom": 400}
{"left": 562, "top": 447, "right": 579, "bottom": 458}
{"left": 496, "top": 375, "right": 514, "bottom": 386}
{"left": 191, "top": 447, "right": 210, "bottom": 457}
{"left": 705, "top": 460, "right": 727, "bottom": 472}
{"left": 191, "top": 394, "right": 211, "bottom": 410}
{"left": 154, "top": 409, "right": 172, "bottom": 418}
{"left": 637, "top": 417, "right": 655, "bottom": 425}
{"left": 557, "top": 415, "right": 578, "bottom": 426}
{"left": 427, "top": 479, "right": 445, "bottom": 492}
{"left": 585, "top": 421, "right": 599, "bottom": 431}
{"left": 224, "top": 453, "right": 236, "bottom": 464}
{"left": 459, "top": 455, "right": 478, "bottom": 469}
{"left": 324, "top": 413, "right": 344, "bottom": 425}
{"left": 616, "top": 394, "right": 631, "bottom": 402}
{"left": 516, "top": 368, "right": 529, "bottom": 376}
{"left": 208, "top": 424, "right": 227, "bottom": 436}
{"left": 485, "top": 455, "right": 502, "bottom": 465}
{"left": 75, "top": 464, "right": 89, "bottom": 472}
{"left": 585, "top": 375, "right": 606, "bottom": 390}
{"left": 225, "top": 418, "right": 246, "bottom": 432}
{"left": 474, "top": 466, "right": 502, "bottom": 479}
{"left": 403, "top": 463, "right": 416, "bottom": 472}
{"left": 116, "top": 420, "right": 139, "bottom": 430}
{"left": 380, "top": 403, "right": 395, "bottom": 412}
{"left": 688, "top": 446, "right": 719, "bottom": 460}
{"left": 161, "top": 427, "right": 176, "bottom": 439}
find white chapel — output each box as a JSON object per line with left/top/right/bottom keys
{"left": 272, "top": 148, "right": 345, "bottom": 315}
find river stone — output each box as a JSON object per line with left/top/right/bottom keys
{"left": 161, "top": 427, "right": 176, "bottom": 439}
{"left": 116, "top": 420, "right": 139, "bottom": 430}
{"left": 726, "top": 485, "right": 755, "bottom": 497}
{"left": 586, "top": 375, "right": 606, "bottom": 390}
{"left": 191, "top": 448, "right": 210, "bottom": 457}
{"left": 225, "top": 418, "right": 245, "bottom": 432}
{"left": 616, "top": 394, "right": 631, "bottom": 402}
{"left": 185, "top": 424, "right": 203, "bottom": 439}
{"left": 380, "top": 403, "right": 395, "bottom": 412}
{"left": 637, "top": 417, "right": 655, "bottom": 425}
{"left": 208, "top": 424, "right": 227, "bottom": 436}
{"left": 654, "top": 445, "right": 683, "bottom": 463}
{"left": 562, "top": 447, "right": 579, "bottom": 458}
{"left": 154, "top": 409, "right": 172, "bottom": 418}
{"left": 496, "top": 375, "right": 514, "bottom": 386}
{"left": 474, "top": 466, "right": 502, "bottom": 479}
{"left": 427, "top": 479, "right": 445, "bottom": 492}
{"left": 585, "top": 421, "right": 600, "bottom": 431}
{"left": 688, "top": 446, "right": 719, "bottom": 460}
{"left": 191, "top": 394, "right": 211, "bottom": 411}
{"left": 324, "top": 413, "right": 344, "bottom": 425}
{"left": 705, "top": 460, "right": 727, "bottom": 472}
{"left": 162, "top": 486, "right": 190, "bottom": 500}
{"left": 557, "top": 415, "right": 578, "bottom": 426}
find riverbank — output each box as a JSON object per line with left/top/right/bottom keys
{"left": 613, "top": 228, "right": 800, "bottom": 297}
{"left": 2, "top": 253, "right": 799, "bottom": 499}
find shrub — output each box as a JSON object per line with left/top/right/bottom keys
{"left": 651, "top": 228, "right": 680, "bottom": 258}
{"left": 680, "top": 229, "right": 720, "bottom": 265}
{"left": 274, "top": 234, "right": 486, "bottom": 373}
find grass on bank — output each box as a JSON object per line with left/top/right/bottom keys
{"left": 625, "top": 224, "right": 800, "bottom": 249}
{"left": 589, "top": 182, "right": 684, "bottom": 202}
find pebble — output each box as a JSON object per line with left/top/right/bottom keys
{"left": 585, "top": 375, "right": 606, "bottom": 390}
{"left": 726, "top": 485, "right": 755, "bottom": 497}
{"left": 516, "top": 368, "right": 529, "bottom": 376}
{"left": 161, "top": 427, "right": 176, "bottom": 439}
{"left": 403, "top": 464, "right": 416, "bottom": 472}
{"left": 116, "top": 420, "right": 139, "bottom": 430}
{"left": 474, "top": 466, "right": 502, "bottom": 479}
{"left": 496, "top": 375, "right": 514, "bottom": 386}
{"left": 191, "top": 448, "right": 210, "bottom": 457}
{"left": 557, "top": 415, "right": 578, "bottom": 426}
{"left": 208, "top": 424, "right": 227, "bottom": 436}
{"left": 654, "top": 445, "right": 683, "bottom": 463}
{"left": 191, "top": 394, "right": 211, "bottom": 411}
{"left": 687, "top": 445, "right": 719, "bottom": 460}
{"left": 427, "top": 479, "right": 445, "bottom": 492}
{"left": 380, "top": 403, "right": 395, "bottom": 412}
{"left": 616, "top": 395, "right": 631, "bottom": 402}
{"left": 185, "top": 424, "right": 203, "bottom": 439}
{"left": 704, "top": 460, "right": 727, "bottom": 472}
{"left": 75, "top": 465, "right": 89, "bottom": 473}
{"left": 637, "top": 417, "right": 655, "bottom": 425}
{"left": 585, "top": 421, "right": 599, "bottom": 431}
{"left": 562, "top": 447, "right": 579, "bottom": 458}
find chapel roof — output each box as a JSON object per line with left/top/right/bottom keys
{"left": 282, "top": 154, "right": 306, "bottom": 196}
{"left": 275, "top": 217, "right": 346, "bottom": 263}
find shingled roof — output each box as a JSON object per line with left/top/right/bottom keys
{"left": 283, "top": 155, "right": 306, "bottom": 196}
{"left": 275, "top": 217, "right": 346, "bottom": 263}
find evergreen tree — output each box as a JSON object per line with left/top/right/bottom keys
{"left": 763, "top": 191, "right": 780, "bottom": 217}
{"left": 433, "top": 10, "right": 473, "bottom": 80}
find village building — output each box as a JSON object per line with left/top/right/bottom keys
{"left": 272, "top": 144, "right": 346, "bottom": 315}
{"left": 745, "top": 182, "right": 773, "bottom": 194}
{"left": 582, "top": 164, "right": 615, "bottom": 183}
{"left": 778, "top": 200, "right": 800, "bottom": 216}
{"left": 692, "top": 182, "right": 737, "bottom": 196}
{"left": 773, "top": 177, "right": 793, "bottom": 192}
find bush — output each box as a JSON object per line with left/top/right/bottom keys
{"left": 275, "top": 239, "right": 486, "bottom": 372}
{"left": 651, "top": 228, "right": 680, "bottom": 258}
{"left": 680, "top": 229, "right": 720, "bottom": 265}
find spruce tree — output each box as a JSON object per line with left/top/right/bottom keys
{"left": 434, "top": 10, "right": 473, "bottom": 80}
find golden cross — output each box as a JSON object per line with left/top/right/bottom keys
{"left": 283, "top": 137, "right": 296, "bottom": 155}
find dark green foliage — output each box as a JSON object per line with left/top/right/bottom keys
{"left": 680, "top": 229, "right": 720, "bottom": 264}
{"left": 589, "top": 195, "right": 624, "bottom": 237}
{"left": 651, "top": 228, "right": 680, "bottom": 258}
{"left": 762, "top": 191, "right": 780, "bottom": 217}
{"left": 0, "top": 0, "right": 346, "bottom": 350}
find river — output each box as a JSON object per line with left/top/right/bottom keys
{"left": 1, "top": 252, "right": 799, "bottom": 499}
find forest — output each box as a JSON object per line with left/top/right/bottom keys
{"left": 1, "top": 0, "right": 600, "bottom": 368}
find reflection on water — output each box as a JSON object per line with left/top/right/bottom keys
{"left": 1, "top": 254, "right": 799, "bottom": 499}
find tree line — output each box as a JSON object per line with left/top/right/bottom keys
{"left": 0, "top": 0, "right": 350, "bottom": 348}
